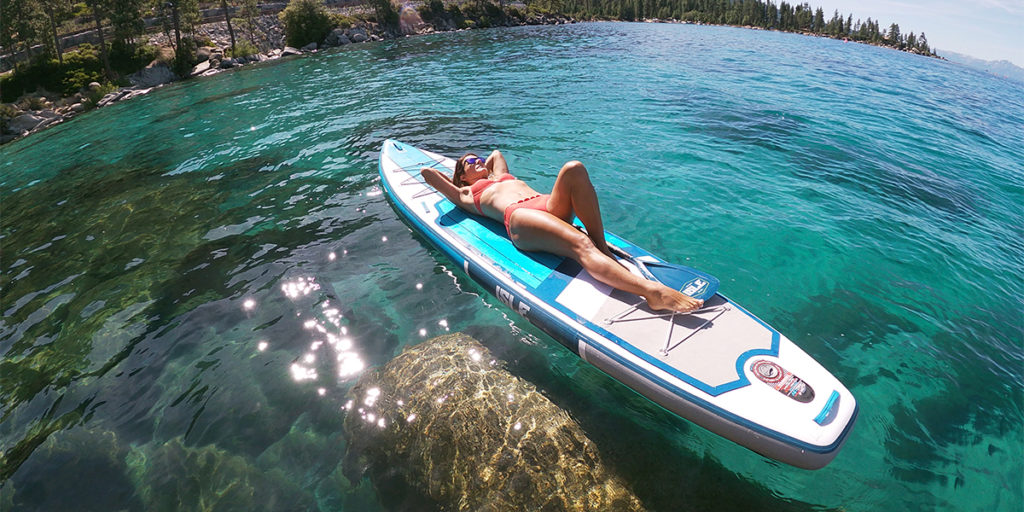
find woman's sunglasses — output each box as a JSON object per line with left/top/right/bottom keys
{"left": 464, "top": 157, "right": 484, "bottom": 165}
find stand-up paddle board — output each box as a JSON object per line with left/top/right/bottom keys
{"left": 378, "top": 139, "right": 857, "bottom": 469}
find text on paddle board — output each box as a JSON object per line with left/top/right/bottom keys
{"left": 496, "top": 285, "right": 531, "bottom": 317}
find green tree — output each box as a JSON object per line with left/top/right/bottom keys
{"left": 160, "top": 1, "right": 182, "bottom": 50}
{"left": 2, "top": 0, "right": 45, "bottom": 59}
{"left": 239, "top": 0, "right": 260, "bottom": 44}
{"left": 888, "top": 22, "right": 901, "bottom": 48}
{"left": 917, "top": 32, "right": 930, "bottom": 54}
{"left": 39, "top": 0, "right": 74, "bottom": 65}
{"left": 278, "top": 0, "right": 331, "bottom": 48}
{"left": 84, "top": 0, "right": 114, "bottom": 80}
{"left": 765, "top": 2, "right": 778, "bottom": 28}
{"left": 220, "top": 0, "right": 237, "bottom": 55}
{"left": 177, "top": 0, "right": 201, "bottom": 34}
{"left": 108, "top": 0, "right": 145, "bottom": 47}
{"left": 795, "top": 2, "right": 811, "bottom": 32}
{"left": 369, "top": 0, "right": 399, "bottom": 29}
{"left": 826, "top": 9, "right": 841, "bottom": 36}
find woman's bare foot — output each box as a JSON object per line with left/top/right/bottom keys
{"left": 644, "top": 286, "right": 703, "bottom": 313}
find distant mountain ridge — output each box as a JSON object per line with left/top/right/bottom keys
{"left": 937, "top": 50, "right": 1024, "bottom": 83}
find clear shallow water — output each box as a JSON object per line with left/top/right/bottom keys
{"left": 2, "top": 22, "right": 1022, "bottom": 511}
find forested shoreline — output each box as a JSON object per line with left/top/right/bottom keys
{"left": 1, "top": 0, "right": 937, "bottom": 143}
{"left": 535, "top": 0, "right": 935, "bottom": 56}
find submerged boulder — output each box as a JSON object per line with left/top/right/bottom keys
{"left": 127, "top": 437, "right": 314, "bottom": 511}
{"left": 1, "top": 428, "right": 138, "bottom": 510}
{"left": 343, "top": 333, "right": 643, "bottom": 511}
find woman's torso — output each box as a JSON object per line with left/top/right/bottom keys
{"left": 472, "top": 176, "right": 540, "bottom": 219}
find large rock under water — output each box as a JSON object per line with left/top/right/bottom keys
{"left": 343, "top": 333, "right": 643, "bottom": 511}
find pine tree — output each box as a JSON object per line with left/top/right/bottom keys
{"left": 84, "top": 0, "right": 114, "bottom": 80}
{"left": 3, "top": 0, "right": 46, "bottom": 60}
{"left": 39, "top": 0, "right": 73, "bottom": 65}
{"left": 828, "top": 9, "right": 841, "bottom": 36}
{"left": 240, "top": 0, "right": 260, "bottom": 45}
{"left": 888, "top": 22, "right": 901, "bottom": 48}
{"left": 220, "top": 0, "right": 237, "bottom": 55}
{"left": 108, "top": 0, "right": 146, "bottom": 47}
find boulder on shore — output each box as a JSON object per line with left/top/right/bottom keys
{"left": 128, "top": 61, "right": 178, "bottom": 88}
{"left": 325, "top": 29, "right": 351, "bottom": 47}
{"left": 190, "top": 60, "right": 211, "bottom": 77}
{"left": 98, "top": 89, "right": 130, "bottom": 107}
{"left": 196, "top": 46, "right": 217, "bottom": 62}
{"left": 8, "top": 113, "right": 45, "bottom": 134}
{"left": 348, "top": 28, "right": 368, "bottom": 43}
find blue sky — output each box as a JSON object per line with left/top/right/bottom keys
{"left": 818, "top": 0, "right": 1024, "bottom": 66}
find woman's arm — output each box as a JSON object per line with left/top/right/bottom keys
{"left": 421, "top": 167, "right": 475, "bottom": 211}
{"left": 485, "top": 150, "right": 509, "bottom": 176}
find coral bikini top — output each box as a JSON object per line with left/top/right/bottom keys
{"left": 470, "top": 174, "right": 517, "bottom": 214}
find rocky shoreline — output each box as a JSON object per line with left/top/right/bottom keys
{"left": 0, "top": 11, "right": 576, "bottom": 146}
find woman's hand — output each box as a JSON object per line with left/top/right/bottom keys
{"left": 421, "top": 166, "right": 449, "bottom": 183}
{"left": 486, "top": 150, "right": 509, "bottom": 175}
{"left": 421, "top": 166, "right": 474, "bottom": 211}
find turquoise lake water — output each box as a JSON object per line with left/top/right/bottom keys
{"left": 1, "top": 22, "right": 1022, "bottom": 511}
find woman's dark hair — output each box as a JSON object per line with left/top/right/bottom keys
{"left": 453, "top": 153, "right": 476, "bottom": 187}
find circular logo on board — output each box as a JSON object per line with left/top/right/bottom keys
{"left": 752, "top": 360, "right": 784, "bottom": 383}
{"left": 750, "top": 359, "right": 815, "bottom": 403}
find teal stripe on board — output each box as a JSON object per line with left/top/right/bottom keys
{"left": 434, "top": 199, "right": 558, "bottom": 288}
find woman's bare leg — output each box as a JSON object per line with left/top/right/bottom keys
{"left": 509, "top": 210, "right": 703, "bottom": 313}
{"left": 545, "top": 161, "right": 614, "bottom": 257}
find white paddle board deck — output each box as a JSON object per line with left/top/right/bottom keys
{"left": 378, "top": 139, "right": 857, "bottom": 469}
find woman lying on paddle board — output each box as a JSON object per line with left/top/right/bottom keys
{"left": 420, "top": 150, "right": 703, "bottom": 313}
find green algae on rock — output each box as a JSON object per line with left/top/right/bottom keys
{"left": 0, "top": 428, "right": 137, "bottom": 511}
{"left": 127, "top": 436, "right": 314, "bottom": 511}
{"left": 343, "top": 333, "right": 644, "bottom": 511}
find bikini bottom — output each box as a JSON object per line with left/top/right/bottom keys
{"left": 503, "top": 194, "right": 551, "bottom": 239}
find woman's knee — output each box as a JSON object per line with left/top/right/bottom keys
{"left": 565, "top": 229, "right": 598, "bottom": 258}
{"left": 559, "top": 160, "right": 589, "bottom": 179}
